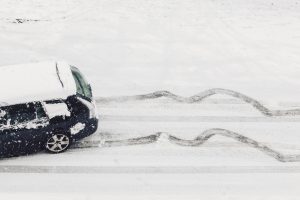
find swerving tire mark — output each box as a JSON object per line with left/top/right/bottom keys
{"left": 73, "top": 128, "right": 300, "bottom": 163}
{"left": 96, "top": 88, "right": 300, "bottom": 117}
{"left": 168, "top": 128, "right": 300, "bottom": 163}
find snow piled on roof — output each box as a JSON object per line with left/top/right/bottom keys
{"left": 0, "top": 61, "right": 76, "bottom": 106}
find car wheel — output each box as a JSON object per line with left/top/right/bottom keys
{"left": 45, "top": 133, "right": 71, "bottom": 153}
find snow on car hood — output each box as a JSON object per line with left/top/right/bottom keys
{"left": 0, "top": 61, "right": 76, "bottom": 106}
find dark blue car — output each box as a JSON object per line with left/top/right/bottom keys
{"left": 0, "top": 62, "right": 98, "bottom": 157}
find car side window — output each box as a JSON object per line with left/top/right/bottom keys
{"left": 35, "top": 102, "right": 47, "bottom": 119}
{"left": 8, "top": 103, "right": 36, "bottom": 125}
{"left": 6, "top": 102, "right": 47, "bottom": 125}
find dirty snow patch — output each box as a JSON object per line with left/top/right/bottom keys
{"left": 70, "top": 123, "right": 85, "bottom": 135}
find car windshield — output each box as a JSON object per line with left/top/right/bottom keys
{"left": 71, "top": 66, "right": 92, "bottom": 100}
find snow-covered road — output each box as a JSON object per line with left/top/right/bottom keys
{"left": 1, "top": 98, "right": 300, "bottom": 199}
{"left": 2, "top": 173, "right": 300, "bottom": 200}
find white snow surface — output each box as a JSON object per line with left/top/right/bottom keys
{"left": 0, "top": 101, "right": 300, "bottom": 199}
{"left": 0, "top": 0, "right": 300, "bottom": 199}
{"left": 0, "top": 0, "right": 300, "bottom": 101}
{"left": 0, "top": 61, "right": 76, "bottom": 105}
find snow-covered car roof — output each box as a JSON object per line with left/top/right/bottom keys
{"left": 0, "top": 61, "right": 76, "bottom": 106}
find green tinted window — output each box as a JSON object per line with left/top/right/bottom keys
{"left": 71, "top": 66, "right": 92, "bottom": 99}
{"left": 72, "top": 72, "right": 85, "bottom": 96}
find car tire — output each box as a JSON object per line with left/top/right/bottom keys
{"left": 45, "top": 133, "right": 71, "bottom": 153}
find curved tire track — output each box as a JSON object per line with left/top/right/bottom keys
{"left": 96, "top": 88, "right": 300, "bottom": 117}
{"left": 73, "top": 128, "right": 300, "bottom": 163}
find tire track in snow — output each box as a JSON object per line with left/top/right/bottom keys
{"left": 73, "top": 128, "right": 300, "bottom": 163}
{"left": 96, "top": 88, "right": 300, "bottom": 117}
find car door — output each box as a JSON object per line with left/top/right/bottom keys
{"left": 0, "top": 102, "right": 49, "bottom": 157}
{"left": 0, "top": 107, "right": 11, "bottom": 156}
